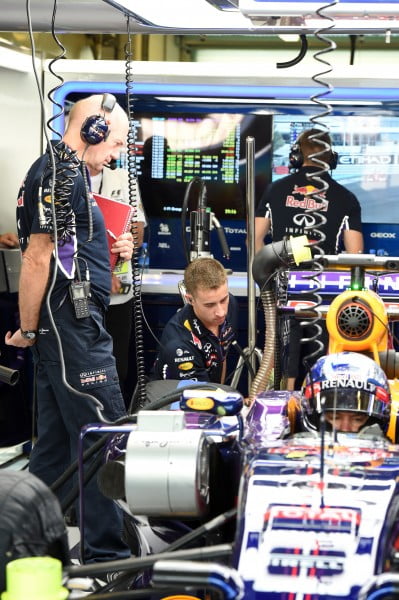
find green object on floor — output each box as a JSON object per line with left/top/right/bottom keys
{"left": 2, "top": 556, "right": 68, "bottom": 600}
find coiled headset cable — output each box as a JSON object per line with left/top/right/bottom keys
{"left": 296, "top": 0, "right": 338, "bottom": 376}
{"left": 125, "top": 18, "right": 148, "bottom": 411}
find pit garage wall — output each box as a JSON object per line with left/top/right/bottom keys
{"left": 0, "top": 50, "right": 41, "bottom": 447}
{"left": 0, "top": 50, "right": 42, "bottom": 234}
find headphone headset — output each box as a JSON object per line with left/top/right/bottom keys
{"left": 289, "top": 138, "right": 338, "bottom": 170}
{"left": 80, "top": 93, "right": 117, "bottom": 145}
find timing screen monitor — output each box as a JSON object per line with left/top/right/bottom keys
{"left": 272, "top": 114, "right": 399, "bottom": 225}
{"left": 127, "top": 111, "right": 271, "bottom": 222}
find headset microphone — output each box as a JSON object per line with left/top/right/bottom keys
{"left": 104, "top": 159, "right": 117, "bottom": 170}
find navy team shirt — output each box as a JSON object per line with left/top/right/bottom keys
{"left": 151, "top": 295, "right": 237, "bottom": 383}
{"left": 17, "top": 142, "right": 111, "bottom": 310}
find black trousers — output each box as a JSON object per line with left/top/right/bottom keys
{"left": 30, "top": 298, "right": 129, "bottom": 563}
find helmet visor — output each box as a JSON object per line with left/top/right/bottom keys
{"left": 305, "top": 386, "right": 390, "bottom": 421}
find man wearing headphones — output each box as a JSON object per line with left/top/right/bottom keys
{"left": 5, "top": 95, "right": 133, "bottom": 566}
{"left": 254, "top": 128, "right": 364, "bottom": 389}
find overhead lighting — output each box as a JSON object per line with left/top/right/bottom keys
{"left": 0, "top": 46, "right": 32, "bottom": 72}
{"left": 239, "top": 0, "right": 399, "bottom": 18}
{"left": 0, "top": 36, "right": 13, "bottom": 46}
{"left": 278, "top": 34, "right": 300, "bottom": 42}
{"left": 103, "top": 0, "right": 251, "bottom": 29}
{"left": 240, "top": 0, "right": 399, "bottom": 33}
{"left": 155, "top": 97, "right": 383, "bottom": 106}
{"left": 206, "top": 0, "right": 239, "bottom": 8}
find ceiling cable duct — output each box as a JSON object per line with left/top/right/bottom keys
{"left": 276, "top": 34, "right": 308, "bottom": 68}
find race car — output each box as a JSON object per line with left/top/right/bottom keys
{"left": 6, "top": 245, "right": 399, "bottom": 600}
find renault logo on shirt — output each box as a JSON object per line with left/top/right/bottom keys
{"left": 293, "top": 213, "right": 316, "bottom": 228}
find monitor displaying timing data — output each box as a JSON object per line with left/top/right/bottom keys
{"left": 127, "top": 111, "right": 272, "bottom": 222}
{"left": 272, "top": 114, "right": 399, "bottom": 225}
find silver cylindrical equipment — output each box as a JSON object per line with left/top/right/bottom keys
{"left": 125, "top": 411, "right": 211, "bottom": 517}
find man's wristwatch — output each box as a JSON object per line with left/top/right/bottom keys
{"left": 20, "top": 329, "right": 38, "bottom": 341}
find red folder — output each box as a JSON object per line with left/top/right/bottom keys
{"left": 93, "top": 193, "right": 133, "bottom": 270}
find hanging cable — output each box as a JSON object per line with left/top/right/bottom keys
{"left": 124, "top": 16, "right": 147, "bottom": 411}
{"left": 297, "top": 0, "right": 338, "bottom": 380}
{"left": 296, "top": 0, "right": 339, "bottom": 514}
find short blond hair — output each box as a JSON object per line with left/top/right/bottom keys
{"left": 184, "top": 258, "right": 227, "bottom": 296}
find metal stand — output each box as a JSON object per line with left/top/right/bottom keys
{"left": 231, "top": 136, "right": 263, "bottom": 394}
{"left": 230, "top": 345, "right": 263, "bottom": 390}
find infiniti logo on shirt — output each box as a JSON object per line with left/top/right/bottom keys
{"left": 293, "top": 213, "right": 317, "bottom": 228}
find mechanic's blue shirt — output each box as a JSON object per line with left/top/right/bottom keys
{"left": 151, "top": 295, "right": 237, "bottom": 383}
{"left": 17, "top": 142, "right": 111, "bottom": 309}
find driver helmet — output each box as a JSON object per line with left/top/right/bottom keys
{"left": 302, "top": 352, "right": 391, "bottom": 433}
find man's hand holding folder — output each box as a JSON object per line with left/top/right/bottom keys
{"left": 110, "top": 231, "right": 134, "bottom": 262}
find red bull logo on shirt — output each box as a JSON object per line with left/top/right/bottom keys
{"left": 286, "top": 184, "right": 328, "bottom": 210}
{"left": 293, "top": 184, "right": 317, "bottom": 195}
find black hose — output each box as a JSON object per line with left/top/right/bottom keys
{"left": 80, "top": 590, "right": 159, "bottom": 599}
{"left": 277, "top": 35, "right": 308, "bottom": 69}
{"left": 168, "top": 508, "right": 236, "bottom": 551}
{"left": 0, "top": 364, "right": 19, "bottom": 386}
{"left": 230, "top": 340, "right": 256, "bottom": 381}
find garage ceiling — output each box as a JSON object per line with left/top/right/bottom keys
{"left": 3, "top": 0, "right": 399, "bottom": 34}
{"left": 1, "top": 0, "right": 399, "bottom": 64}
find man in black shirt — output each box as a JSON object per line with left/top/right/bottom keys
{"left": 254, "top": 128, "right": 364, "bottom": 389}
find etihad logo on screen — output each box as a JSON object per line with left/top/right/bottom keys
{"left": 340, "top": 154, "right": 397, "bottom": 165}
